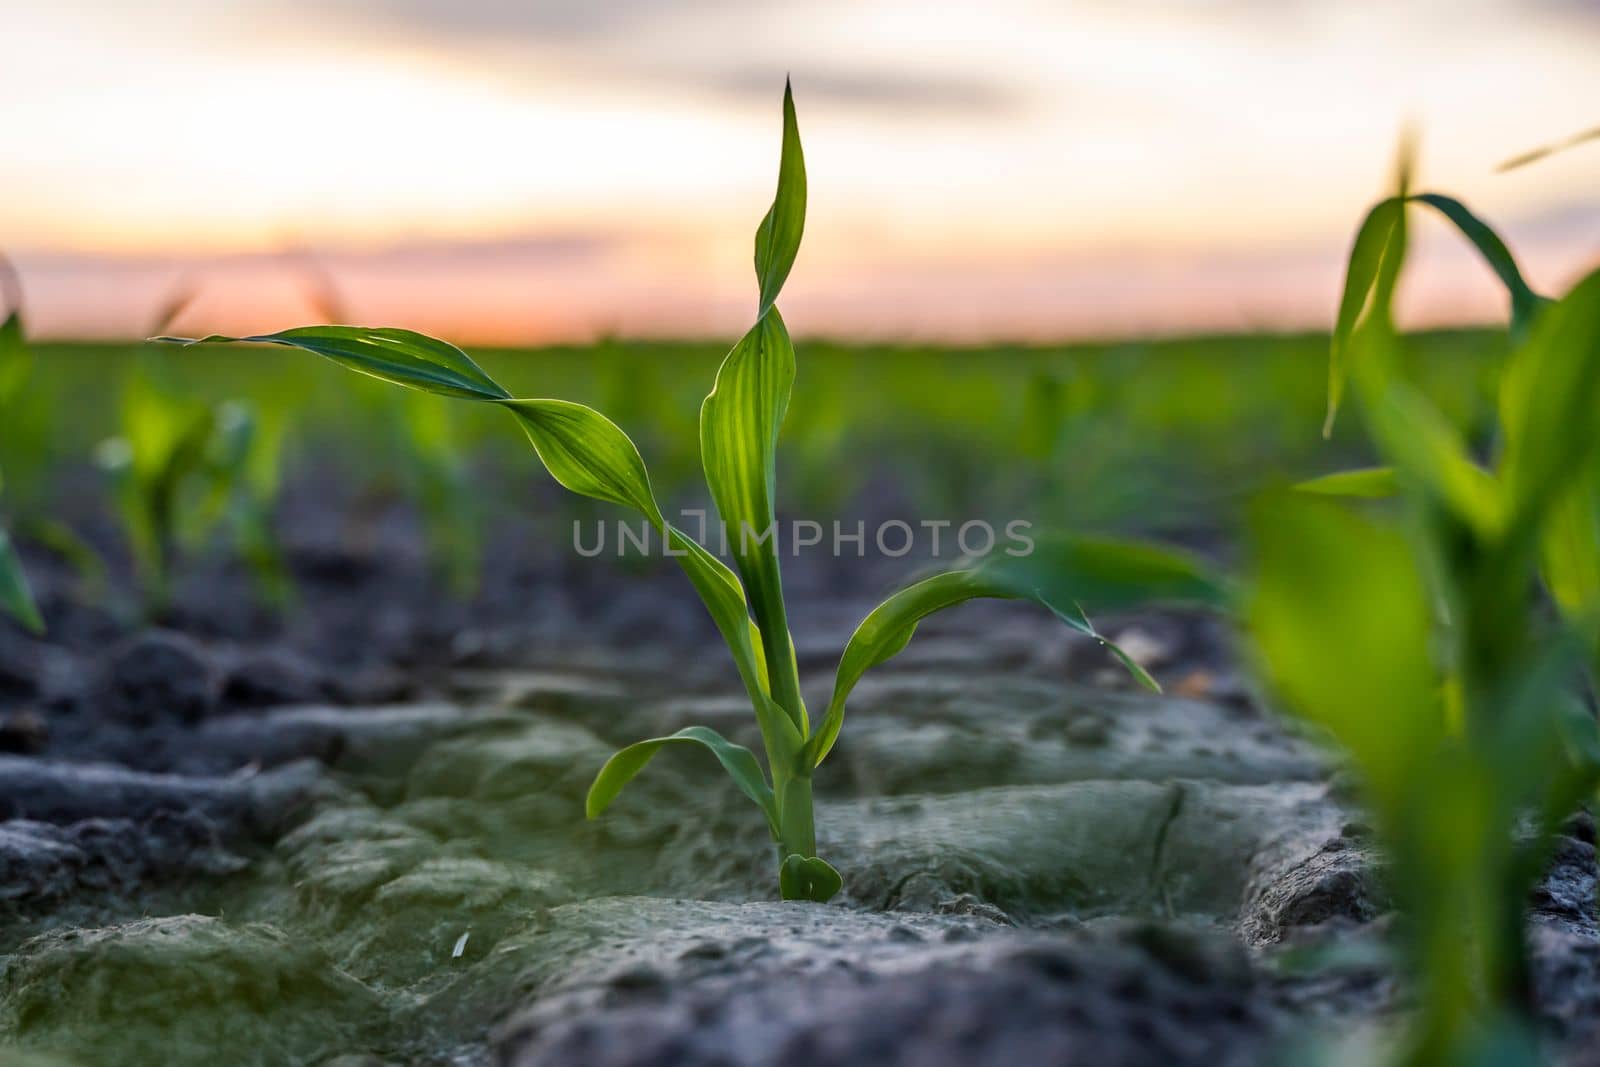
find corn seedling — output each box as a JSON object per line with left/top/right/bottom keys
{"left": 0, "top": 257, "right": 44, "bottom": 634}
{"left": 98, "top": 352, "right": 290, "bottom": 611}
{"left": 1256, "top": 164, "right": 1600, "bottom": 1064}
{"left": 397, "top": 390, "right": 483, "bottom": 597}
{"left": 162, "top": 83, "right": 1224, "bottom": 901}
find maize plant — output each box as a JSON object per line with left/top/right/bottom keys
{"left": 164, "top": 82, "right": 1223, "bottom": 901}
{"left": 1257, "top": 157, "right": 1600, "bottom": 1064}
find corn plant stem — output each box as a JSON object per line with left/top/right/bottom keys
{"left": 775, "top": 776, "right": 816, "bottom": 862}
{"left": 749, "top": 556, "right": 807, "bottom": 734}
{"left": 750, "top": 575, "right": 818, "bottom": 863}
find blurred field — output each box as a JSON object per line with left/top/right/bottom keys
{"left": 3, "top": 329, "right": 1507, "bottom": 549}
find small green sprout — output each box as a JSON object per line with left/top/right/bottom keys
{"left": 1256, "top": 160, "right": 1600, "bottom": 1063}
{"left": 0, "top": 261, "right": 44, "bottom": 634}
{"left": 162, "top": 83, "right": 1223, "bottom": 901}
{"left": 397, "top": 390, "right": 483, "bottom": 597}
{"left": 98, "top": 353, "right": 289, "bottom": 612}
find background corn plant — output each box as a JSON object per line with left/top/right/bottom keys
{"left": 163, "top": 82, "right": 1225, "bottom": 901}
{"left": 97, "top": 348, "right": 291, "bottom": 614}
{"left": 0, "top": 259, "right": 43, "bottom": 633}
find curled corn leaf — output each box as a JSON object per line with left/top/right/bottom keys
{"left": 1324, "top": 192, "right": 1546, "bottom": 437}
{"left": 804, "top": 536, "right": 1227, "bottom": 767}
{"left": 754, "top": 80, "right": 805, "bottom": 319}
{"left": 586, "top": 725, "right": 778, "bottom": 836}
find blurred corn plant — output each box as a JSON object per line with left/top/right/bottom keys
{"left": 98, "top": 338, "right": 291, "bottom": 612}
{"left": 397, "top": 389, "right": 482, "bottom": 597}
{"left": 163, "top": 82, "right": 1225, "bottom": 901}
{"left": 1257, "top": 162, "right": 1600, "bottom": 1064}
{"left": 0, "top": 256, "right": 43, "bottom": 632}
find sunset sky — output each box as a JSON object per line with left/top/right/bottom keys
{"left": 5, "top": 0, "right": 1598, "bottom": 342}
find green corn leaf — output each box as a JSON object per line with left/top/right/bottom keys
{"left": 1324, "top": 190, "right": 1545, "bottom": 436}
{"left": 779, "top": 853, "right": 842, "bottom": 902}
{"left": 665, "top": 523, "right": 803, "bottom": 759}
{"left": 1046, "top": 599, "right": 1161, "bottom": 693}
{"left": 504, "top": 399, "right": 665, "bottom": 523}
{"left": 160, "top": 327, "right": 509, "bottom": 401}
{"left": 1247, "top": 493, "right": 1440, "bottom": 806}
{"left": 1496, "top": 268, "right": 1600, "bottom": 532}
{"left": 0, "top": 312, "right": 31, "bottom": 408}
{"left": 1410, "top": 194, "right": 1548, "bottom": 341}
{"left": 805, "top": 536, "right": 1226, "bottom": 767}
{"left": 586, "top": 725, "right": 777, "bottom": 835}
{"left": 158, "top": 326, "right": 804, "bottom": 761}
{"left": 1539, "top": 484, "right": 1600, "bottom": 626}
{"left": 754, "top": 79, "right": 806, "bottom": 318}
{"left": 1295, "top": 467, "right": 1399, "bottom": 498}
{"left": 1368, "top": 382, "right": 1504, "bottom": 536}
{"left": 1325, "top": 197, "right": 1404, "bottom": 437}
{"left": 700, "top": 310, "right": 804, "bottom": 731}
{"left": 0, "top": 525, "right": 43, "bottom": 634}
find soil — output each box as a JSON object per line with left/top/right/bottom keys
{"left": 1, "top": 471, "right": 1597, "bottom": 1066}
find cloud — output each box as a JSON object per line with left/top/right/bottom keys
{"left": 705, "top": 66, "right": 1019, "bottom": 116}
{"left": 314, "top": 0, "right": 740, "bottom": 40}
{"left": 281, "top": 0, "right": 1023, "bottom": 117}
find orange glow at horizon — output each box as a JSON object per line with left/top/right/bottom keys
{"left": 4, "top": 0, "right": 1598, "bottom": 343}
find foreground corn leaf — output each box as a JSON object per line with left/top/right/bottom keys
{"left": 586, "top": 725, "right": 778, "bottom": 835}
{"left": 1324, "top": 193, "right": 1545, "bottom": 436}
{"left": 1410, "top": 194, "right": 1549, "bottom": 340}
{"left": 1325, "top": 197, "right": 1403, "bottom": 437}
{"left": 1495, "top": 268, "right": 1600, "bottom": 529}
{"left": 1540, "top": 484, "right": 1600, "bottom": 628}
{"left": 1248, "top": 493, "right": 1439, "bottom": 801}
{"left": 805, "top": 536, "right": 1226, "bottom": 766}
{"left": 1294, "top": 466, "right": 1398, "bottom": 498}
{"left": 1367, "top": 382, "right": 1504, "bottom": 536}
{"left": 0, "top": 526, "right": 43, "bottom": 634}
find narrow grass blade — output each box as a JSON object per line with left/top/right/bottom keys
{"left": 805, "top": 536, "right": 1225, "bottom": 766}
{"left": 1369, "top": 383, "right": 1504, "bottom": 536}
{"left": 1295, "top": 467, "right": 1398, "bottom": 498}
{"left": 0, "top": 526, "right": 43, "bottom": 634}
{"left": 1497, "top": 125, "right": 1600, "bottom": 173}
{"left": 754, "top": 79, "right": 806, "bottom": 318}
{"left": 586, "top": 725, "right": 777, "bottom": 836}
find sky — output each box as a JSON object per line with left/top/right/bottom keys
{"left": 4, "top": 0, "right": 1598, "bottom": 343}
